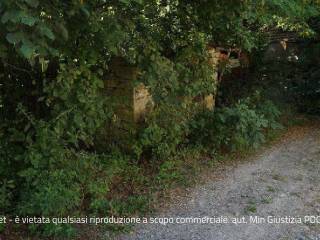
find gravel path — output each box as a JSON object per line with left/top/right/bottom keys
{"left": 116, "top": 125, "right": 320, "bottom": 240}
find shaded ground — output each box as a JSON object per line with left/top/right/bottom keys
{"left": 115, "top": 125, "right": 320, "bottom": 240}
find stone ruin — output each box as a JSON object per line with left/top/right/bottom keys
{"left": 105, "top": 48, "right": 221, "bottom": 126}
{"left": 104, "top": 57, "right": 153, "bottom": 125}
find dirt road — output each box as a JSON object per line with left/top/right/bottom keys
{"left": 116, "top": 125, "right": 320, "bottom": 240}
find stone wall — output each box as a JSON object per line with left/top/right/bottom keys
{"left": 205, "top": 47, "right": 220, "bottom": 110}
{"left": 105, "top": 49, "right": 219, "bottom": 126}
{"left": 105, "top": 57, "right": 153, "bottom": 124}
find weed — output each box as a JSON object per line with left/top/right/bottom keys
{"left": 261, "top": 196, "right": 273, "bottom": 204}
{"left": 245, "top": 201, "right": 257, "bottom": 213}
{"left": 267, "top": 186, "right": 276, "bottom": 192}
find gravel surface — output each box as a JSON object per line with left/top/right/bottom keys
{"left": 115, "top": 125, "right": 320, "bottom": 240}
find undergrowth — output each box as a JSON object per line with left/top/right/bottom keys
{"left": 0, "top": 93, "right": 286, "bottom": 239}
{"left": 1, "top": 1, "right": 319, "bottom": 238}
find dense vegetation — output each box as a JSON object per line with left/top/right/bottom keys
{"left": 0, "top": 0, "right": 319, "bottom": 238}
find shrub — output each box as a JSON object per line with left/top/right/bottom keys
{"left": 190, "top": 97, "right": 282, "bottom": 152}
{"left": 133, "top": 103, "right": 192, "bottom": 161}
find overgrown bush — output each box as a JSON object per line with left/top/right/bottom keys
{"left": 133, "top": 103, "right": 192, "bottom": 161}
{"left": 287, "top": 42, "right": 320, "bottom": 115}
{"left": 190, "top": 97, "right": 282, "bottom": 152}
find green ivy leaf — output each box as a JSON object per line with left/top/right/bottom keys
{"left": 24, "top": 0, "right": 39, "bottom": 8}
{"left": 21, "top": 15, "right": 37, "bottom": 26}
{"left": 6, "top": 32, "right": 24, "bottom": 44}
{"left": 20, "top": 41, "right": 35, "bottom": 59}
{"left": 80, "top": 6, "right": 90, "bottom": 17}
{"left": 39, "top": 26, "right": 55, "bottom": 40}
